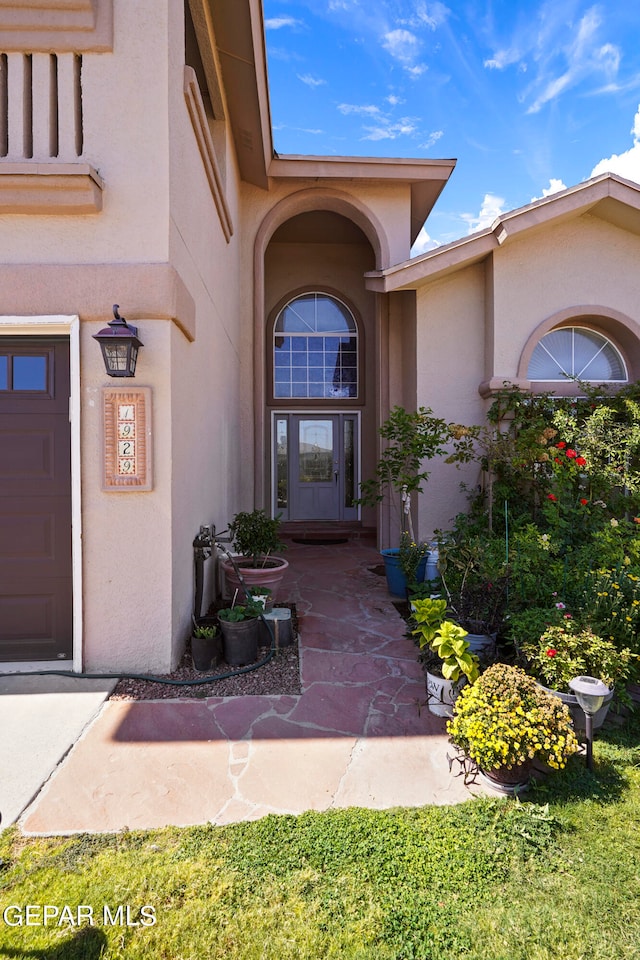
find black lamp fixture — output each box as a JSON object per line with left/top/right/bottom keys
{"left": 93, "top": 305, "right": 143, "bottom": 377}
{"left": 568, "top": 675, "right": 610, "bottom": 771}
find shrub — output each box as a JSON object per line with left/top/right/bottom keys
{"left": 448, "top": 663, "right": 579, "bottom": 772}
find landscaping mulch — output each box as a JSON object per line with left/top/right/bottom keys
{"left": 109, "top": 603, "right": 301, "bottom": 701}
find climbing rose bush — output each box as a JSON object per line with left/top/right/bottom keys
{"left": 447, "top": 663, "right": 579, "bottom": 772}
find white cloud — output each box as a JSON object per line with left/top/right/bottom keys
{"left": 385, "top": 94, "right": 404, "bottom": 106}
{"left": 298, "top": 74, "right": 326, "bottom": 88}
{"left": 590, "top": 103, "right": 640, "bottom": 184}
{"left": 337, "top": 103, "right": 382, "bottom": 116}
{"left": 410, "top": 225, "right": 440, "bottom": 257}
{"left": 484, "top": 46, "right": 522, "bottom": 70}
{"left": 420, "top": 130, "right": 443, "bottom": 149}
{"left": 265, "top": 16, "right": 301, "bottom": 30}
{"left": 527, "top": 7, "right": 622, "bottom": 114}
{"left": 530, "top": 178, "right": 568, "bottom": 201}
{"left": 483, "top": 3, "right": 623, "bottom": 115}
{"left": 382, "top": 28, "right": 420, "bottom": 63}
{"left": 461, "top": 193, "right": 507, "bottom": 233}
{"left": 362, "top": 118, "right": 418, "bottom": 141}
{"left": 400, "top": 1, "right": 451, "bottom": 31}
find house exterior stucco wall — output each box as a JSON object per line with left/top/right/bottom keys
{"left": 414, "top": 264, "right": 487, "bottom": 540}
{"left": 489, "top": 215, "right": 640, "bottom": 380}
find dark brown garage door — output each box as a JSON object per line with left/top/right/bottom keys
{"left": 0, "top": 339, "right": 73, "bottom": 661}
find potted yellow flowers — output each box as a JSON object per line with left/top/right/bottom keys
{"left": 448, "top": 663, "right": 579, "bottom": 793}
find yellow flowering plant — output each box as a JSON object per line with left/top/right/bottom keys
{"left": 447, "top": 663, "right": 579, "bottom": 773}
{"left": 579, "top": 564, "right": 640, "bottom": 655}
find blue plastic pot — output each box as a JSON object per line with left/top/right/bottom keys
{"left": 381, "top": 549, "right": 429, "bottom": 598}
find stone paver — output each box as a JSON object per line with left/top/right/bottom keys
{"left": 19, "top": 537, "right": 481, "bottom": 835}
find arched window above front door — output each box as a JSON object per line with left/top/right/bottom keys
{"left": 273, "top": 293, "right": 359, "bottom": 400}
{"left": 527, "top": 326, "right": 627, "bottom": 383}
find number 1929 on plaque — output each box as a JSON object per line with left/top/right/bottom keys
{"left": 103, "top": 389, "right": 152, "bottom": 491}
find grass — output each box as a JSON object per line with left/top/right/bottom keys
{"left": 0, "top": 717, "right": 639, "bottom": 959}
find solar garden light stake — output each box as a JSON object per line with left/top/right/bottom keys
{"left": 568, "top": 675, "right": 610, "bottom": 771}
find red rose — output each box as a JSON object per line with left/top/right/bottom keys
{"left": 554, "top": 457, "right": 562, "bottom": 463}
{"left": 547, "top": 493, "right": 557, "bottom": 501}
{"left": 566, "top": 449, "right": 577, "bottom": 458}
{"left": 546, "top": 648, "right": 557, "bottom": 657}
{"left": 580, "top": 498, "right": 589, "bottom": 505}
{"left": 575, "top": 456, "right": 586, "bottom": 466}
{"left": 556, "top": 441, "right": 566, "bottom": 449}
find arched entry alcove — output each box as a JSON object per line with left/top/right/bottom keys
{"left": 260, "top": 205, "right": 380, "bottom": 526}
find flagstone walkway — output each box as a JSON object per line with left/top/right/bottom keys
{"left": 20, "top": 536, "right": 477, "bottom": 835}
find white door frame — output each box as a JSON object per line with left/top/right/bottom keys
{"left": 0, "top": 315, "right": 82, "bottom": 673}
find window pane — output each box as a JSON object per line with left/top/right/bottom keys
{"left": 13, "top": 355, "right": 47, "bottom": 390}
{"left": 0, "top": 356, "right": 7, "bottom": 389}
{"left": 299, "top": 420, "right": 333, "bottom": 482}
{"left": 344, "top": 418, "right": 355, "bottom": 508}
{"left": 274, "top": 294, "right": 359, "bottom": 399}
{"left": 276, "top": 418, "right": 288, "bottom": 510}
{"left": 528, "top": 328, "right": 626, "bottom": 382}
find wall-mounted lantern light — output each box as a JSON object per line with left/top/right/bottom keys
{"left": 93, "top": 305, "right": 143, "bottom": 377}
{"left": 568, "top": 675, "right": 610, "bottom": 771}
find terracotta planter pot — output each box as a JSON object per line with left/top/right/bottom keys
{"left": 221, "top": 556, "right": 289, "bottom": 603}
{"left": 479, "top": 760, "right": 533, "bottom": 794}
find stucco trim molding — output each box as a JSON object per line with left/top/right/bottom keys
{"left": 0, "top": 263, "right": 196, "bottom": 342}
{"left": 0, "top": 162, "right": 104, "bottom": 214}
{"left": 0, "top": 0, "right": 113, "bottom": 52}
{"left": 183, "top": 66, "right": 233, "bottom": 243}
{"left": 478, "top": 377, "right": 532, "bottom": 398}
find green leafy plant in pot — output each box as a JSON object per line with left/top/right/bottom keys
{"left": 221, "top": 509, "right": 289, "bottom": 602}
{"left": 217, "top": 601, "right": 262, "bottom": 666}
{"left": 411, "top": 597, "right": 479, "bottom": 717}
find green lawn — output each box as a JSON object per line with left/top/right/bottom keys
{"left": 1, "top": 717, "right": 639, "bottom": 960}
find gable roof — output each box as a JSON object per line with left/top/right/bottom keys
{"left": 365, "top": 172, "right": 640, "bottom": 292}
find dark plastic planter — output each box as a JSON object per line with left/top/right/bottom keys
{"left": 219, "top": 617, "right": 260, "bottom": 665}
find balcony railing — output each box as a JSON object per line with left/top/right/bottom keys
{"left": 0, "top": 52, "right": 83, "bottom": 160}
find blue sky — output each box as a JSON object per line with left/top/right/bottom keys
{"left": 263, "top": 0, "right": 640, "bottom": 254}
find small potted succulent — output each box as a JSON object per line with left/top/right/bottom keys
{"left": 217, "top": 601, "right": 262, "bottom": 666}
{"left": 520, "top": 621, "right": 635, "bottom": 729}
{"left": 411, "top": 597, "right": 479, "bottom": 717}
{"left": 448, "top": 663, "right": 579, "bottom": 792}
{"left": 221, "top": 509, "right": 288, "bottom": 601}
{"left": 190, "top": 618, "right": 221, "bottom": 672}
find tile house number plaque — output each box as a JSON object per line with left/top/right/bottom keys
{"left": 102, "top": 387, "right": 152, "bottom": 491}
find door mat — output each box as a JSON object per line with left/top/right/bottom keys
{"left": 292, "top": 536, "right": 348, "bottom": 545}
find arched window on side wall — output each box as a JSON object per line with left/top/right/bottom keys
{"left": 273, "top": 292, "right": 359, "bottom": 400}
{"left": 527, "top": 326, "right": 627, "bottom": 384}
